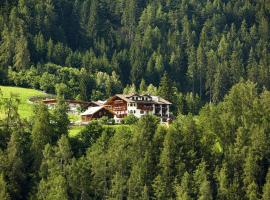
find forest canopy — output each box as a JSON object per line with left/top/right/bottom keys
{"left": 0, "top": 0, "right": 269, "bottom": 105}
{"left": 1, "top": 1, "right": 270, "bottom": 199}
{"left": 0, "top": 81, "right": 270, "bottom": 199}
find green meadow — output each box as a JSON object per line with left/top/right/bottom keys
{"left": 0, "top": 86, "right": 46, "bottom": 119}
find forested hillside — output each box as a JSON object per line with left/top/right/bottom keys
{"left": 1, "top": 1, "right": 270, "bottom": 199}
{"left": 1, "top": 82, "right": 270, "bottom": 199}
{"left": 0, "top": 0, "right": 269, "bottom": 105}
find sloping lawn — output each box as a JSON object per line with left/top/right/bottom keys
{"left": 69, "top": 124, "right": 132, "bottom": 137}
{"left": 69, "top": 126, "right": 84, "bottom": 137}
{"left": 0, "top": 86, "right": 46, "bottom": 119}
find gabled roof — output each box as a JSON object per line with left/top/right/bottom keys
{"left": 92, "top": 100, "right": 105, "bottom": 106}
{"left": 81, "top": 106, "right": 115, "bottom": 116}
{"left": 151, "top": 96, "right": 172, "bottom": 105}
{"left": 105, "top": 94, "right": 135, "bottom": 104}
{"left": 105, "top": 94, "right": 172, "bottom": 105}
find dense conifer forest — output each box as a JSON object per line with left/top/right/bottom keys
{"left": 0, "top": 0, "right": 269, "bottom": 104}
{"left": 1, "top": 0, "right": 270, "bottom": 199}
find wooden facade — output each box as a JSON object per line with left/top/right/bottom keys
{"left": 104, "top": 94, "right": 171, "bottom": 123}
{"left": 105, "top": 96, "right": 128, "bottom": 118}
{"left": 81, "top": 107, "right": 115, "bottom": 122}
{"left": 137, "top": 103, "right": 153, "bottom": 111}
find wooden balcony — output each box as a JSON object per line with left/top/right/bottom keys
{"left": 113, "top": 106, "right": 127, "bottom": 111}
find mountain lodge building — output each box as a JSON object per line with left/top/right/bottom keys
{"left": 104, "top": 94, "right": 172, "bottom": 123}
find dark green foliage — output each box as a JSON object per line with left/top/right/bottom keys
{"left": 158, "top": 72, "right": 174, "bottom": 102}
{"left": 122, "top": 114, "right": 138, "bottom": 125}
{"left": 0, "top": 173, "right": 10, "bottom": 200}
{"left": 51, "top": 98, "right": 70, "bottom": 140}
{"left": 1, "top": 0, "right": 270, "bottom": 198}
{"left": 0, "top": 0, "right": 270, "bottom": 104}
{"left": 0, "top": 81, "right": 270, "bottom": 199}
{"left": 31, "top": 104, "right": 53, "bottom": 169}
{"left": 73, "top": 121, "right": 104, "bottom": 154}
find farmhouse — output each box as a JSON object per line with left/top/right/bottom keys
{"left": 104, "top": 94, "right": 172, "bottom": 123}
{"left": 42, "top": 99, "right": 98, "bottom": 114}
{"left": 81, "top": 106, "right": 115, "bottom": 124}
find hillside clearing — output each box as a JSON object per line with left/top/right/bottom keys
{"left": 0, "top": 86, "right": 46, "bottom": 119}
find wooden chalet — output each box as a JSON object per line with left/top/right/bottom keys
{"left": 104, "top": 94, "right": 172, "bottom": 123}
{"left": 81, "top": 106, "right": 115, "bottom": 123}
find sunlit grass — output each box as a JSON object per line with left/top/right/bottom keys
{"left": 0, "top": 86, "right": 46, "bottom": 119}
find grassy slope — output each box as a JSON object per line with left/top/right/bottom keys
{"left": 0, "top": 86, "right": 131, "bottom": 137}
{"left": 69, "top": 124, "right": 131, "bottom": 137}
{"left": 0, "top": 86, "right": 46, "bottom": 119}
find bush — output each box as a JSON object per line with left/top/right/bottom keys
{"left": 122, "top": 114, "right": 138, "bottom": 125}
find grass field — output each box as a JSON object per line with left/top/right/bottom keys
{"left": 0, "top": 86, "right": 46, "bottom": 119}
{"left": 69, "top": 124, "right": 132, "bottom": 137}
{"left": 0, "top": 86, "right": 131, "bottom": 137}
{"left": 69, "top": 126, "right": 83, "bottom": 137}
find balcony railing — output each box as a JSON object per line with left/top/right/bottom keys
{"left": 113, "top": 106, "right": 126, "bottom": 111}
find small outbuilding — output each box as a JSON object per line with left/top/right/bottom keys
{"left": 81, "top": 106, "right": 115, "bottom": 123}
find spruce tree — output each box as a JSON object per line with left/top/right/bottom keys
{"left": 175, "top": 172, "right": 193, "bottom": 200}
{"left": 13, "top": 34, "right": 30, "bottom": 70}
{"left": 152, "top": 175, "right": 166, "bottom": 200}
{"left": 51, "top": 97, "right": 70, "bottom": 141}
{"left": 108, "top": 172, "right": 126, "bottom": 200}
{"left": 0, "top": 173, "right": 10, "bottom": 200}
{"left": 5, "top": 129, "right": 27, "bottom": 199}
{"left": 37, "top": 175, "right": 68, "bottom": 200}
{"left": 139, "top": 79, "right": 147, "bottom": 94}
{"left": 262, "top": 169, "right": 270, "bottom": 200}
{"left": 158, "top": 72, "right": 173, "bottom": 102}
{"left": 31, "top": 104, "right": 53, "bottom": 169}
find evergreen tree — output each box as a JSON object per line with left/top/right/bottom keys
{"left": 197, "top": 43, "right": 206, "bottom": 98}
{"left": 206, "top": 50, "right": 218, "bottom": 103}
{"left": 0, "top": 173, "right": 10, "bottom": 200}
{"left": 31, "top": 104, "right": 52, "bottom": 169}
{"left": 193, "top": 161, "right": 212, "bottom": 199}
{"left": 158, "top": 72, "right": 173, "bottom": 102}
{"left": 5, "top": 129, "right": 28, "bottom": 199}
{"left": 127, "top": 162, "right": 144, "bottom": 200}
{"left": 0, "top": 26, "right": 14, "bottom": 68}
{"left": 152, "top": 175, "right": 166, "bottom": 200}
{"left": 108, "top": 172, "right": 126, "bottom": 200}
{"left": 216, "top": 164, "right": 230, "bottom": 200}
{"left": 262, "top": 169, "right": 270, "bottom": 200}
{"left": 13, "top": 34, "right": 30, "bottom": 70}
{"left": 198, "top": 179, "right": 212, "bottom": 200}
{"left": 175, "top": 172, "right": 193, "bottom": 200}
{"left": 139, "top": 79, "right": 147, "bottom": 94}
{"left": 37, "top": 175, "right": 68, "bottom": 200}
{"left": 187, "top": 46, "right": 197, "bottom": 96}
{"left": 51, "top": 98, "right": 70, "bottom": 141}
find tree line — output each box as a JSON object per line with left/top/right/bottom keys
{"left": 0, "top": 0, "right": 269, "bottom": 105}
